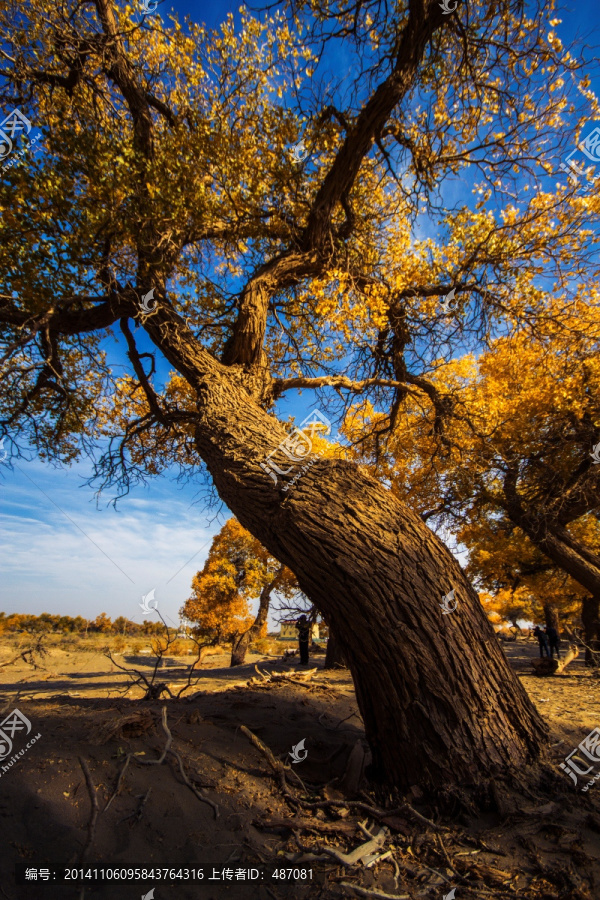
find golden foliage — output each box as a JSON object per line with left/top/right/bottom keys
{"left": 181, "top": 518, "right": 296, "bottom": 641}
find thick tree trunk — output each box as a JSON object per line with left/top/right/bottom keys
{"left": 230, "top": 631, "right": 252, "bottom": 667}
{"left": 144, "top": 316, "right": 547, "bottom": 793}
{"left": 543, "top": 604, "right": 559, "bottom": 633}
{"left": 188, "top": 393, "right": 546, "bottom": 792}
{"left": 325, "top": 625, "right": 347, "bottom": 668}
{"left": 581, "top": 594, "right": 600, "bottom": 667}
{"left": 229, "top": 568, "right": 280, "bottom": 667}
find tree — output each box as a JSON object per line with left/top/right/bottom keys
{"left": 181, "top": 518, "right": 296, "bottom": 665}
{"left": 91, "top": 612, "right": 113, "bottom": 633}
{"left": 461, "top": 513, "right": 584, "bottom": 634}
{"left": 2, "top": 0, "right": 598, "bottom": 793}
{"left": 324, "top": 625, "right": 347, "bottom": 668}
{"left": 113, "top": 615, "right": 139, "bottom": 635}
{"left": 362, "top": 326, "right": 600, "bottom": 659}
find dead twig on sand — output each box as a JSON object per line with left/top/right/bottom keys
{"left": 319, "top": 824, "right": 389, "bottom": 867}
{"left": 104, "top": 753, "right": 132, "bottom": 812}
{"left": 335, "top": 710, "right": 362, "bottom": 728}
{"left": 78, "top": 758, "right": 99, "bottom": 864}
{"left": 135, "top": 706, "right": 218, "bottom": 818}
{"left": 170, "top": 748, "right": 220, "bottom": 818}
{"left": 338, "top": 884, "right": 409, "bottom": 899}
{"left": 253, "top": 816, "right": 358, "bottom": 836}
{"left": 240, "top": 725, "right": 305, "bottom": 792}
{"left": 436, "top": 832, "right": 458, "bottom": 875}
{"left": 118, "top": 787, "right": 152, "bottom": 825}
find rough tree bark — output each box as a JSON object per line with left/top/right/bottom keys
{"left": 144, "top": 334, "right": 549, "bottom": 792}
{"left": 229, "top": 567, "right": 283, "bottom": 667}
{"left": 325, "top": 625, "right": 347, "bottom": 669}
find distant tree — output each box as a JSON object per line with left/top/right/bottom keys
{"left": 461, "top": 514, "right": 583, "bottom": 633}
{"left": 91, "top": 612, "right": 113, "bottom": 633}
{"left": 181, "top": 519, "right": 297, "bottom": 666}
{"left": 141, "top": 620, "right": 163, "bottom": 635}
{"left": 72, "top": 616, "right": 89, "bottom": 634}
{"left": 113, "top": 616, "right": 131, "bottom": 635}
{"left": 357, "top": 329, "right": 600, "bottom": 660}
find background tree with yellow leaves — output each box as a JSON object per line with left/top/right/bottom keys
{"left": 351, "top": 315, "right": 600, "bottom": 659}
{"left": 462, "top": 512, "right": 588, "bottom": 639}
{"left": 181, "top": 518, "right": 298, "bottom": 666}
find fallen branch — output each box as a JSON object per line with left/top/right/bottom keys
{"left": 245, "top": 667, "right": 322, "bottom": 689}
{"left": 319, "top": 824, "right": 389, "bottom": 867}
{"left": 337, "top": 883, "right": 409, "bottom": 899}
{"left": 531, "top": 644, "right": 579, "bottom": 676}
{"left": 78, "top": 758, "right": 99, "bottom": 865}
{"left": 170, "top": 748, "right": 220, "bottom": 818}
{"left": 104, "top": 753, "right": 132, "bottom": 812}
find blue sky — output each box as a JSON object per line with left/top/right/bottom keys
{"left": 0, "top": 0, "right": 599, "bottom": 627}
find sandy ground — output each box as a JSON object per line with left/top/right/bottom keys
{"left": 0, "top": 638, "right": 600, "bottom": 900}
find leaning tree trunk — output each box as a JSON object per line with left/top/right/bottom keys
{"left": 581, "top": 594, "right": 600, "bottom": 667}
{"left": 217, "top": 456, "right": 546, "bottom": 790}
{"left": 543, "top": 604, "right": 560, "bottom": 633}
{"left": 146, "top": 315, "right": 547, "bottom": 793}
{"left": 325, "top": 624, "right": 347, "bottom": 668}
{"left": 229, "top": 570, "right": 280, "bottom": 667}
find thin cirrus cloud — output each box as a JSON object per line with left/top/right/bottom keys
{"left": 0, "top": 458, "right": 221, "bottom": 626}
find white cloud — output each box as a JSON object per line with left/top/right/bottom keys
{"left": 0, "top": 459, "right": 223, "bottom": 625}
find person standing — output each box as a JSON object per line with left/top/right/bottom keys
{"left": 545, "top": 624, "right": 561, "bottom": 659}
{"left": 296, "top": 615, "right": 310, "bottom": 665}
{"left": 533, "top": 625, "right": 550, "bottom": 658}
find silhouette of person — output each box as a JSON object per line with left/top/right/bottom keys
{"left": 533, "top": 625, "right": 550, "bottom": 658}
{"left": 296, "top": 615, "right": 310, "bottom": 665}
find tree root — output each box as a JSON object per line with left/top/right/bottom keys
{"left": 137, "top": 706, "right": 173, "bottom": 764}
{"left": 239, "top": 724, "right": 304, "bottom": 792}
{"left": 170, "top": 747, "right": 220, "bottom": 818}
{"left": 239, "top": 724, "right": 447, "bottom": 832}
{"left": 386, "top": 802, "right": 448, "bottom": 832}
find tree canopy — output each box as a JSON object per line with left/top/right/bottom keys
{"left": 0, "top": 0, "right": 598, "bottom": 482}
